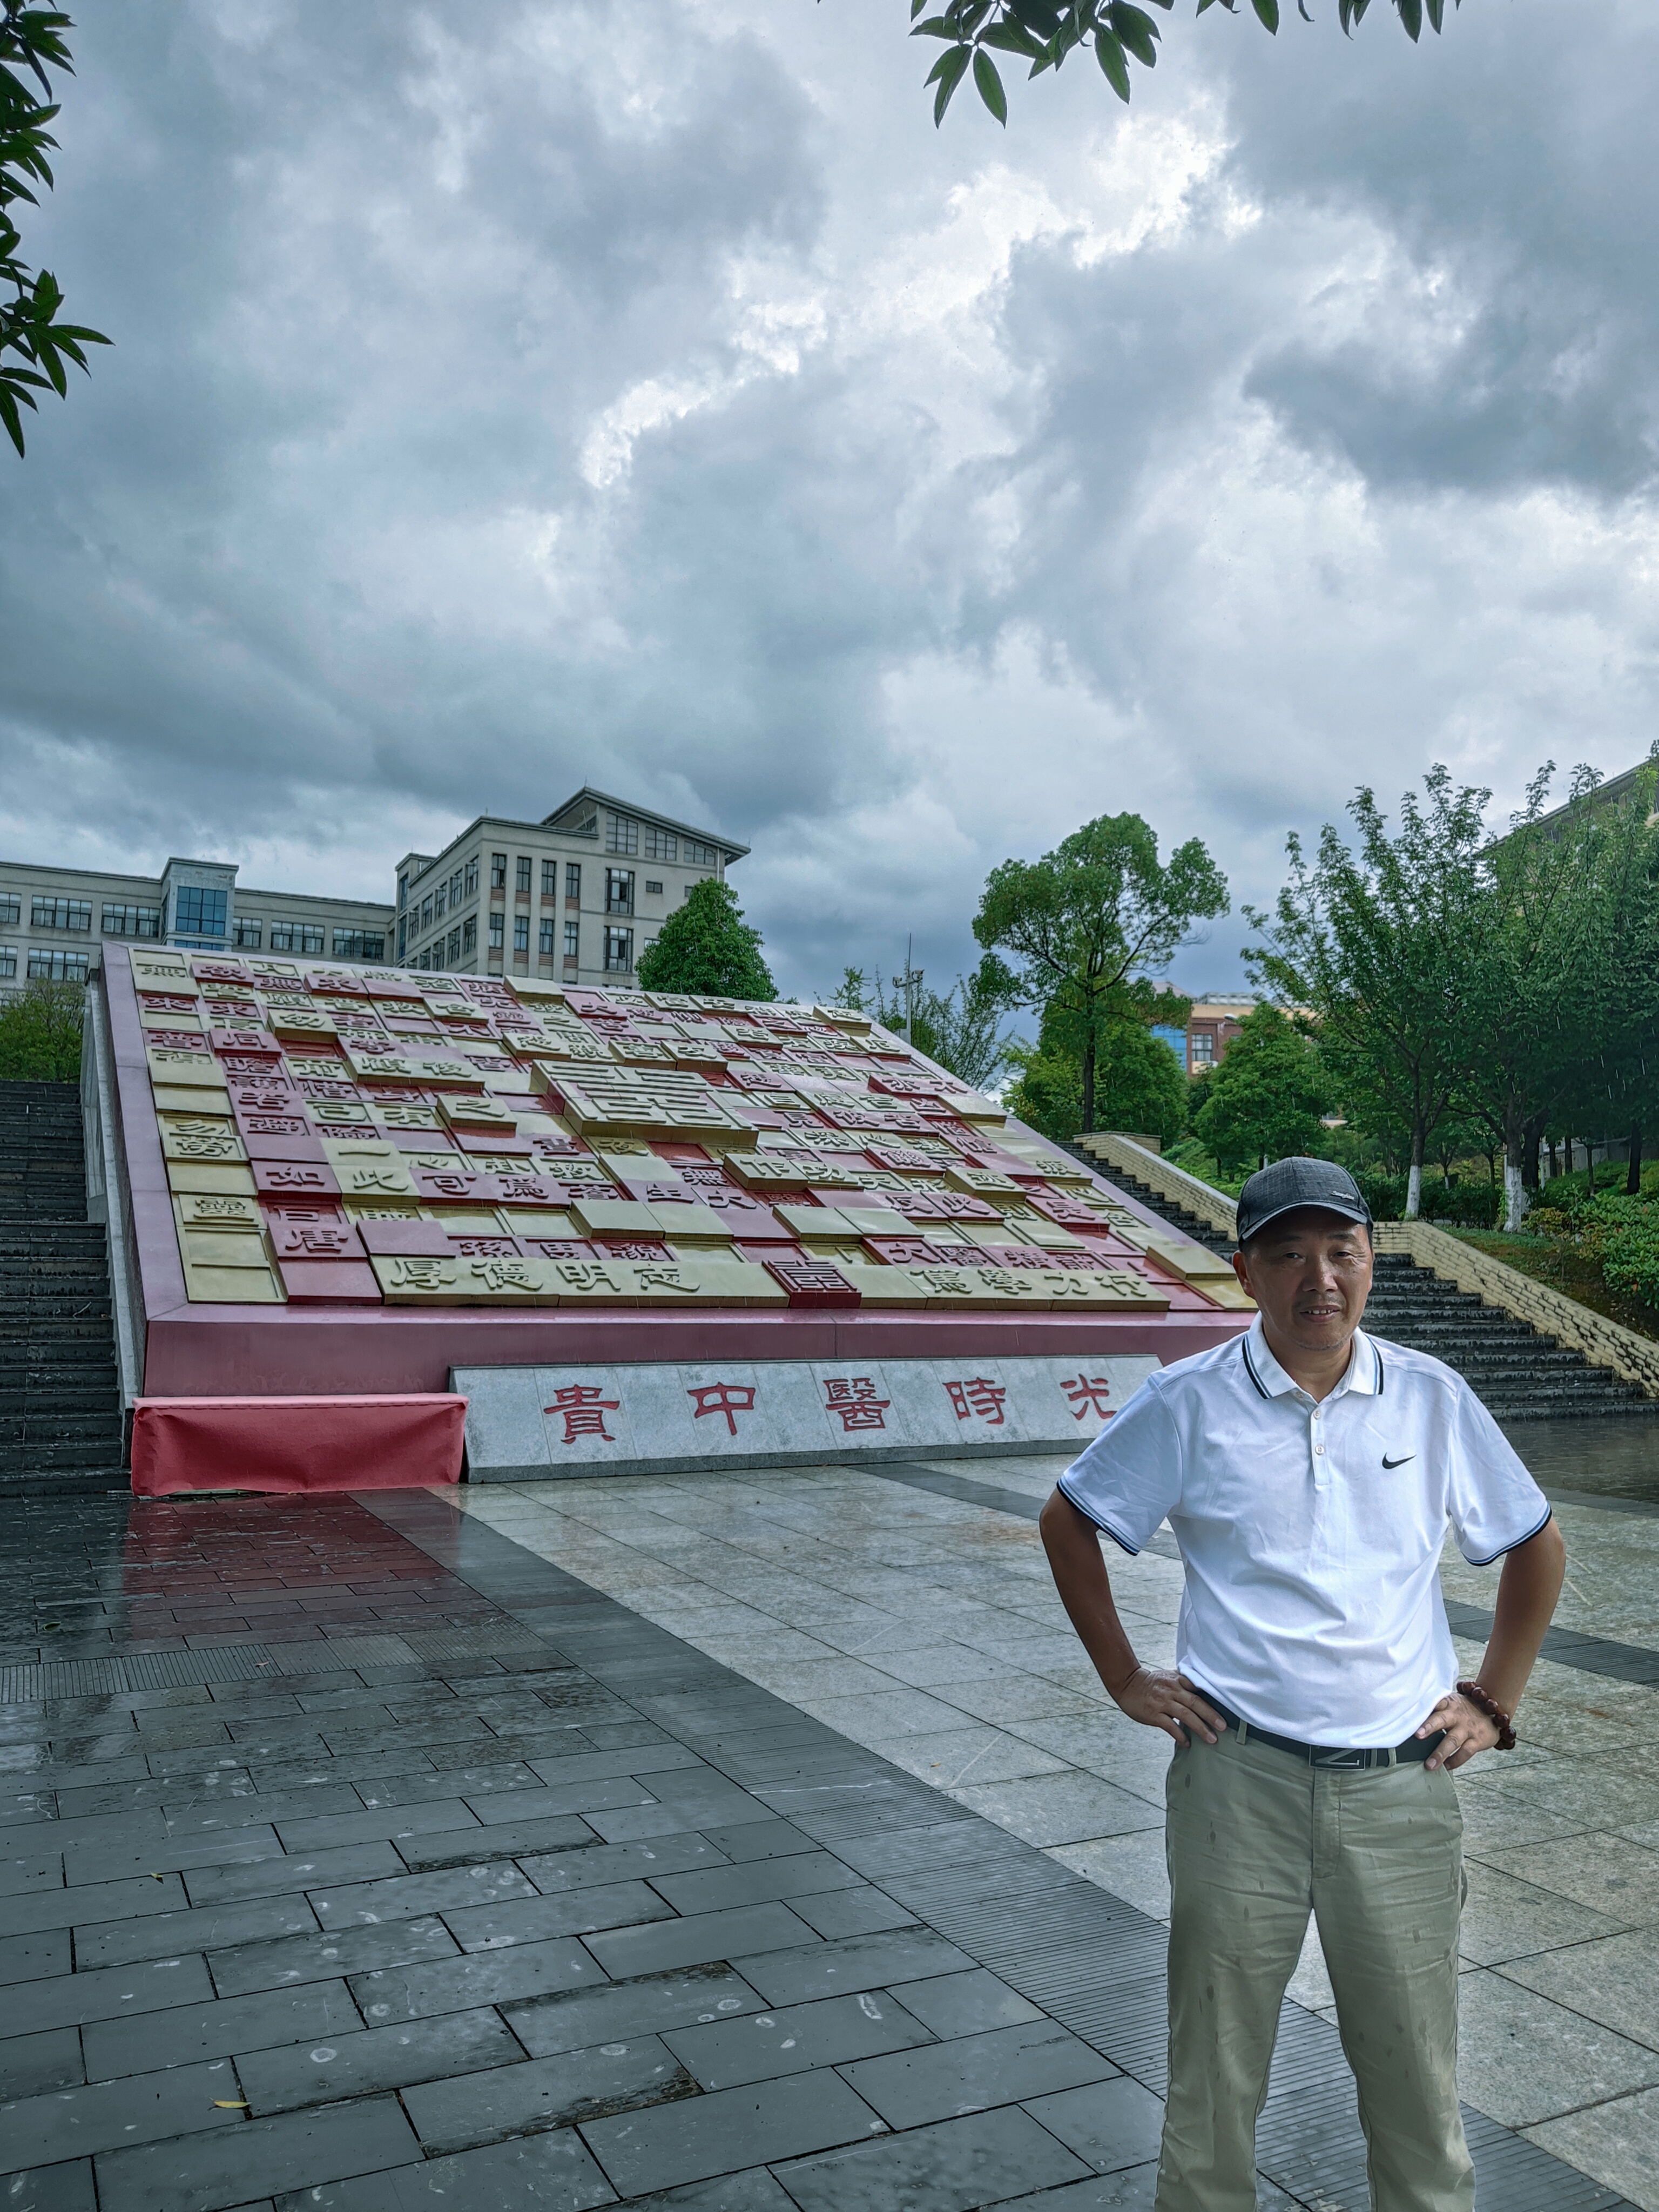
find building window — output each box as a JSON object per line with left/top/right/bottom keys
{"left": 270, "top": 921, "right": 325, "bottom": 955}
{"left": 541, "top": 860, "right": 557, "bottom": 896}
{"left": 462, "top": 915, "right": 477, "bottom": 954}
{"left": 397, "top": 872, "right": 408, "bottom": 912}
{"left": 516, "top": 857, "right": 531, "bottom": 893}
{"left": 32, "top": 897, "right": 93, "bottom": 933}
{"left": 684, "top": 840, "right": 716, "bottom": 867}
{"left": 0, "top": 895, "right": 18, "bottom": 925}
{"left": 514, "top": 915, "right": 529, "bottom": 954}
{"left": 603, "top": 927, "right": 633, "bottom": 973}
{"left": 488, "top": 911, "right": 504, "bottom": 950}
{"left": 450, "top": 869, "right": 463, "bottom": 907}
{"left": 0, "top": 947, "right": 15, "bottom": 979}
{"left": 644, "top": 880, "right": 663, "bottom": 896}
{"left": 564, "top": 919, "right": 579, "bottom": 959}
{"left": 605, "top": 869, "right": 634, "bottom": 915}
{"left": 464, "top": 856, "right": 479, "bottom": 897}
{"left": 644, "top": 827, "right": 677, "bottom": 861}
{"left": 605, "top": 814, "right": 639, "bottom": 855}
{"left": 103, "top": 904, "right": 163, "bottom": 939}
{"left": 490, "top": 852, "right": 508, "bottom": 889}
{"left": 171, "top": 886, "right": 226, "bottom": 939}
{"left": 565, "top": 863, "right": 581, "bottom": 900}
{"left": 536, "top": 918, "right": 554, "bottom": 955}
{"left": 332, "top": 930, "right": 386, "bottom": 961}
{"left": 448, "top": 926, "right": 462, "bottom": 963}
{"left": 397, "top": 916, "right": 407, "bottom": 957}
{"left": 29, "top": 949, "right": 88, "bottom": 982}
{"left": 1190, "top": 1032, "right": 1215, "bottom": 1066}
{"left": 434, "top": 880, "right": 447, "bottom": 920}
{"left": 233, "top": 919, "right": 262, "bottom": 949}
{"left": 420, "top": 895, "right": 433, "bottom": 932}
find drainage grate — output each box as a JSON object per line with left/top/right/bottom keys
{"left": 0, "top": 1633, "right": 428, "bottom": 1704}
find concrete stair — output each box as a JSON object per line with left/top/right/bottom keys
{"left": 1094, "top": 1152, "right": 1655, "bottom": 1422}
{"left": 0, "top": 1082, "right": 127, "bottom": 1495}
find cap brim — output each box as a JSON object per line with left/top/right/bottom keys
{"left": 1236, "top": 1197, "right": 1372, "bottom": 1246}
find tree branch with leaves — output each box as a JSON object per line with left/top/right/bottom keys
{"left": 1, "top": 2, "right": 106, "bottom": 456}
{"left": 910, "top": 0, "right": 1463, "bottom": 129}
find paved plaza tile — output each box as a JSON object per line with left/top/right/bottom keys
{"left": 0, "top": 1477, "right": 1648, "bottom": 2211}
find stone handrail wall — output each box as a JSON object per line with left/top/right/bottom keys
{"left": 1374, "top": 1222, "right": 1659, "bottom": 1401}
{"left": 1074, "top": 1132, "right": 1239, "bottom": 1241}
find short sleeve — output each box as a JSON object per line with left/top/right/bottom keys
{"left": 1445, "top": 1383, "right": 1552, "bottom": 1566}
{"left": 1057, "top": 1376, "right": 1183, "bottom": 1556}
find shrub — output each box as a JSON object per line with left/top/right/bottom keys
{"left": 1354, "top": 1170, "right": 1406, "bottom": 1223}
{"left": 1418, "top": 1181, "right": 1501, "bottom": 1229}
{"left": 1601, "top": 1215, "right": 1659, "bottom": 1309}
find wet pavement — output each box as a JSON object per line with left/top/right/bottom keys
{"left": 0, "top": 1479, "right": 1646, "bottom": 2212}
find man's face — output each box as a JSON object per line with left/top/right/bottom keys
{"left": 1232, "top": 1207, "right": 1373, "bottom": 1357}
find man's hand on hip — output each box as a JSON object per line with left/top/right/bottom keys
{"left": 1113, "top": 1666, "right": 1224, "bottom": 1747}
{"left": 1416, "top": 1692, "right": 1500, "bottom": 1771}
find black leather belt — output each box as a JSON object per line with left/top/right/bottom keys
{"left": 1208, "top": 1700, "right": 1445, "bottom": 1771}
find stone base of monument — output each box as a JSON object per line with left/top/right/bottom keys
{"left": 453, "top": 1353, "right": 1158, "bottom": 1480}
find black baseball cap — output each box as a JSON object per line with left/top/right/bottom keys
{"left": 1235, "top": 1157, "right": 1372, "bottom": 1247}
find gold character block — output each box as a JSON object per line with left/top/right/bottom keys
{"left": 1143, "top": 1238, "right": 1240, "bottom": 1284}
{"left": 159, "top": 1116, "right": 247, "bottom": 1164}
{"left": 268, "top": 1007, "right": 339, "bottom": 1040}
{"left": 422, "top": 1205, "right": 508, "bottom": 1236}
{"left": 166, "top": 1160, "right": 258, "bottom": 1198}
{"left": 646, "top": 1203, "right": 732, "bottom": 1245}
{"left": 140, "top": 1008, "right": 203, "bottom": 1033}
{"left": 440, "top": 1093, "right": 517, "bottom": 1132}
{"left": 308, "top": 1100, "right": 376, "bottom": 1129}
{"left": 344, "top": 1049, "right": 419, "bottom": 1083}
{"left": 174, "top": 1192, "right": 261, "bottom": 1233}
{"left": 833, "top": 1263, "right": 930, "bottom": 1307}
{"left": 151, "top": 1085, "right": 234, "bottom": 1118}
{"left": 147, "top": 1050, "right": 227, "bottom": 1089}
{"left": 834, "top": 1206, "right": 918, "bottom": 1242}
{"left": 541, "top": 1259, "right": 638, "bottom": 1306}
{"left": 450, "top": 1256, "right": 549, "bottom": 1305}
{"left": 1199, "top": 1278, "right": 1257, "bottom": 1310}
{"left": 568, "top": 1196, "right": 663, "bottom": 1240}
{"left": 131, "top": 957, "right": 195, "bottom": 990}
{"left": 321, "top": 1138, "right": 417, "bottom": 1201}
{"left": 1041, "top": 1268, "right": 1171, "bottom": 1310}
{"left": 182, "top": 1259, "right": 283, "bottom": 1304}
{"left": 370, "top": 1253, "right": 461, "bottom": 1303}
{"left": 376, "top": 1103, "right": 443, "bottom": 1131}
{"left": 775, "top": 1203, "right": 853, "bottom": 1240}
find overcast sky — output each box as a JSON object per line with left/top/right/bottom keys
{"left": 6, "top": 0, "right": 1658, "bottom": 1009}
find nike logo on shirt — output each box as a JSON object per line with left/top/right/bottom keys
{"left": 1382, "top": 1453, "right": 1415, "bottom": 1468}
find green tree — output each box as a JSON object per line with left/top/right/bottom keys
{"left": 1245, "top": 767, "right": 1489, "bottom": 1222}
{"left": 1006, "top": 992, "right": 1189, "bottom": 1145}
{"left": 0, "top": 976, "right": 83, "bottom": 1078}
{"left": 973, "top": 812, "right": 1227, "bottom": 1134}
{"left": 635, "top": 878, "right": 777, "bottom": 1000}
{"left": 2, "top": 3, "right": 108, "bottom": 455}
{"left": 830, "top": 954, "right": 1019, "bottom": 1088}
{"left": 1191, "top": 1002, "right": 1332, "bottom": 1174}
{"left": 912, "top": 0, "right": 1464, "bottom": 131}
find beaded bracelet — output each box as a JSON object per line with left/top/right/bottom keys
{"left": 1456, "top": 1678, "right": 1516, "bottom": 1751}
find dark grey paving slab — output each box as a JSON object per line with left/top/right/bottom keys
{"left": 165, "top": 1786, "right": 365, "bottom": 1836}
{"left": 184, "top": 1842, "right": 405, "bottom": 1907}
{"left": 208, "top": 1914, "right": 460, "bottom": 1999}
{"left": 83, "top": 1980, "right": 362, "bottom": 2078}
{"left": 76, "top": 1894, "right": 321, "bottom": 1972}
{"left": 648, "top": 1852, "right": 864, "bottom": 1918}
{"left": 735, "top": 1928, "right": 975, "bottom": 2007}
{"left": 442, "top": 1880, "right": 674, "bottom": 1952}
{"left": 267, "top": 2127, "right": 616, "bottom": 2209}
{"left": 0, "top": 1926, "right": 71, "bottom": 1985}
{"left": 577, "top": 2068, "right": 886, "bottom": 2198}
{"left": 775, "top": 2105, "right": 1096, "bottom": 2211}
{"left": 93, "top": 2092, "right": 420, "bottom": 2212}
{"left": 697, "top": 1819, "right": 817, "bottom": 1863}
{"left": 518, "top": 1835, "right": 727, "bottom": 1894}
{"left": 787, "top": 1886, "right": 918, "bottom": 1941}
{"left": 350, "top": 1935, "right": 605, "bottom": 2021}
{"left": 395, "top": 1811, "right": 598, "bottom": 1870}
{"left": 504, "top": 1967, "right": 767, "bottom": 2059}
{"left": 237, "top": 2004, "right": 523, "bottom": 2115}
{"left": 62, "top": 1829, "right": 280, "bottom": 1885}
{"left": 838, "top": 2019, "right": 1118, "bottom": 2129}
{"left": 0, "top": 2024, "right": 84, "bottom": 2099}
{"left": 886, "top": 1967, "right": 1047, "bottom": 2039}
{"left": 1021, "top": 2079, "right": 1168, "bottom": 2175}
{"left": 403, "top": 2037, "right": 693, "bottom": 2156}
{"left": 9, "top": 1953, "right": 213, "bottom": 2035}
{"left": 0, "top": 2058, "right": 244, "bottom": 2167}
{"left": 1, "top": 1872, "right": 188, "bottom": 1937}
{"left": 0, "top": 2159, "right": 96, "bottom": 2212}
{"left": 665, "top": 1988, "right": 936, "bottom": 2091}
{"left": 0, "top": 1844, "right": 67, "bottom": 1896}
{"left": 309, "top": 1862, "right": 538, "bottom": 1927}
{"left": 271, "top": 1800, "right": 480, "bottom": 1853}
{"left": 584, "top": 1900, "right": 821, "bottom": 1981}
{"left": 982, "top": 2164, "right": 1161, "bottom": 2208}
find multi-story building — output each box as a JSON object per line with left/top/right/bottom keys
{"left": 392, "top": 788, "right": 747, "bottom": 984}
{"left": 1151, "top": 994, "right": 1258, "bottom": 1074}
{"left": 0, "top": 785, "right": 747, "bottom": 996}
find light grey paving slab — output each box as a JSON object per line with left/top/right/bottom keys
{"left": 1499, "top": 1926, "right": 1659, "bottom": 2051}
{"left": 1455, "top": 1968, "right": 1659, "bottom": 2126}
{"left": 1473, "top": 1831, "right": 1659, "bottom": 1925}
{"left": 948, "top": 1771, "right": 1164, "bottom": 1848}
{"left": 1523, "top": 2083, "right": 1659, "bottom": 2212}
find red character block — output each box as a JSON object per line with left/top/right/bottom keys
{"left": 233, "top": 1113, "right": 326, "bottom": 1164}
{"left": 251, "top": 1159, "right": 341, "bottom": 1201}
{"left": 764, "top": 1260, "right": 861, "bottom": 1308}
{"left": 266, "top": 1213, "right": 365, "bottom": 1262}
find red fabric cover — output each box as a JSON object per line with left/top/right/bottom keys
{"left": 131, "top": 1394, "right": 466, "bottom": 1496}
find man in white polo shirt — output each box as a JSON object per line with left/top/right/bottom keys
{"left": 1040, "top": 1157, "right": 1566, "bottom": 2212}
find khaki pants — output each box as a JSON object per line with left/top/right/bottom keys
{"left": 1157, "top": 1725, "right": 1472, "bottom": 2212}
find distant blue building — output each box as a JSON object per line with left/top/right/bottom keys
{"left": 1152, "top": 1023, "right": 1189, "bottom": 1071}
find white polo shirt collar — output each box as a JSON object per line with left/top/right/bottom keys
{"left": 1240, "top": 1315, "right": 1379, "bottom": 1405}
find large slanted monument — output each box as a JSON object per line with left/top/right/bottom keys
{"left": 80, "top": 945, "right": 1253, "bottom": 1491}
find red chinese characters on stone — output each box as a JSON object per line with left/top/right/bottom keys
{"left": 544, "top": 1384, "right": 622, "bottom": 1445}
{"left": 686, "top": 1381, "right": 758, "bottom": 1435}
{"left": 822, "top": 1377, "right": 891, "bottom": 1433}
{"left": 1061, "top": 1375, "right": 1116, "bottom": 1421}
{"left": 944, "top": 1377, "right": 1008, "bottom": 1427}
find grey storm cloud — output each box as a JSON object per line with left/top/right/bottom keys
{"left": 5, "top": 0, "right": 1659, "bottom": 1005}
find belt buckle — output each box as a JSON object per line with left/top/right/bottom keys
{"left": 1310, "top": 1745, "right": 1371, "bottom": 1771}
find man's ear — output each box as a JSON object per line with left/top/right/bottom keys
{"left": 1231, "top": 1248, "right": 1251, "bottom": 1293}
